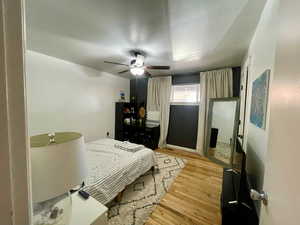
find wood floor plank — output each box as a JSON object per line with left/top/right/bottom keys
{"left": 146, "top": 148, "right": 223, "bottom": 225}
{"left": 160, "top": 194, "right": 219, "bottom": 224}
{"left": 168, "top": 188, "right": 220, "bottom": 212}
{"left": 144, "top": 217, "right": 163, "bottom": 225}
{"left": 150, "top": 205, "right": 200, "bottom": 225}
{"left": 172, "top": 183, "right": 220, "bottom": 200}
{"left": 174, "top": 175, "right": 222, "bottom": 193}
{"left": 169, "top": 182, "right": 220, "bottom": 206}
{"left": 151, "top": 205, "right": 191, "bottom": 225}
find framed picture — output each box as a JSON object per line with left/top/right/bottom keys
{"left": 250, "top": 69, "right": 270, "bottom": 129}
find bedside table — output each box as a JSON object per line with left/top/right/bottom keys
{"left": 70, "top": 192, "right": 108, "bottom": 225}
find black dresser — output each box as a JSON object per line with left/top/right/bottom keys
{"left": 115, "top": 102, "right": 160, "bottom": 149}
{"left": 221, "top": 139, "right": 259, "bottom": 225}
{"left": 221, "top": 169, "right": 258, "bottom": 225}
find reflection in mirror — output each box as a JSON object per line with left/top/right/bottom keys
{"left": 206, "top": 98, "right": 239, "bottom": 167}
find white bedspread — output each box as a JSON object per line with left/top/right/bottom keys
{"left": 83, "top": 138, "right": 157, "bottom": 204}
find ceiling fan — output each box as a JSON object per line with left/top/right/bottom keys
{"left": 104, "top": 51, "right": 170, "bottom": 77}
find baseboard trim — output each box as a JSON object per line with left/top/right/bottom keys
{"left": 166, "top": 144, "right": 197, "bottom": 153}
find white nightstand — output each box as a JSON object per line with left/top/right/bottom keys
{"left": 70, "top": 192, "right": 108, "bottom": 225}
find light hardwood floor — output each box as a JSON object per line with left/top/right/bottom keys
{"left": 145, "top": 148, "right": 223, "bottom": 225}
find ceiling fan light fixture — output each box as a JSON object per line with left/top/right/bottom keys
{"left": 135, "top": 54, "right": 145, "bottom": 67}
{"left": 130, "top": 67, "right": 145, "bottom": 76}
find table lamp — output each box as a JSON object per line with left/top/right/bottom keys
{"left": 30, "top": 132, "right": 88, "bottom": 225}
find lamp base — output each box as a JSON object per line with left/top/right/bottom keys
{"left": 33, "top": 192, "right": 72, "bottom": 225}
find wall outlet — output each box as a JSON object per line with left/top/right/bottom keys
{"left": 106, "top": 132, "right": 110, "bottom": 137}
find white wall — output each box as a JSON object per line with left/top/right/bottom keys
{"left": 26, "top": 51, "right": 130, "bottom": 142}
{"left": 260, "top": 1, "right": 300, "bottom": 224}
{"left": 212, "top": 101, "right": 236, "bottom": 144}
{"left": 242, "top": 0, "right": 279, "bottom": 214}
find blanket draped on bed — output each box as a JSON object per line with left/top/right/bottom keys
{"left": 83, "top": 139, "right": 157, "bottom": 204}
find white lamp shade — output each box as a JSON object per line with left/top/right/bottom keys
{"left": 30, "top": 132, "right": 88, "bottom": 203}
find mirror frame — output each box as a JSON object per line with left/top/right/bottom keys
{"left": 205, "top": 97, "right": 240, "bottom": 167}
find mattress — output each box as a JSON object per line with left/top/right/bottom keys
{"left": 83, "top": 138, "right": 157, "bottom": 204}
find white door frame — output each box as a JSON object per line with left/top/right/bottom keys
{"left": 0, "top": 0, "right": 32, "bottom": 224}
{"left": 240, "top": 55, "right": 252, "bottom": 151}
{"left": 238, "top": 61, "right": 250, "bottom": 146}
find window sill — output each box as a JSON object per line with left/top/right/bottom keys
{"left": 170, "top": 102, "right": 200, "bottom": 106}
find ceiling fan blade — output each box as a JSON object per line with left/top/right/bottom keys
{"left": 147, "top": 65, "right": 170, "bottom": 70}
{"left": 118, "top": 69, "right": 130, "bottom": 74}
{"left": 104, "top": 61, "right": 129, "bottom": 66}
{"left": 144, "top": 70, "right": 152, "bottom": 77}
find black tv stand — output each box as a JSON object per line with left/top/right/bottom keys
{"left": 221, "top": 169, "right": 258, "bottom": 225}
{"left": 225, "top": 168, "right": 239, "bottom": 175}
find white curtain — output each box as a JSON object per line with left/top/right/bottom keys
{"left": 196, "top": 68, "right": 233, "bottom": 155}
{"left": 147, "top": 77, "right": 172, "bottom": 148}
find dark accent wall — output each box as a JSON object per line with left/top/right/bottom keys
{"left": 130, "top": 78, "right": 148, "bottom": 107}
{"left": 172, "top": 72, "right": 200, "bottom": 85}
{"left": 166, "top": 72, "right": 201, "bottom": 148}
{"left": 167, "top": 105, "right": 199, "bottom": 148}
{"left": 130, "top": 67, "right": 241, "bottom": 149}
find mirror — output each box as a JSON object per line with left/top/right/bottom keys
{"left": 206, "top": 98, "right": 240, "bottom": 167}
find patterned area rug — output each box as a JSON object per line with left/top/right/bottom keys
{"left": 106, "top": 152, "right": 186, "bottom": 225}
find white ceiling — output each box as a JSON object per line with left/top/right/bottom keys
{"left": 26, "top": 0, "right": 267, "bottom": 78}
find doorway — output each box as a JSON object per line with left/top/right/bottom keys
{"left": 0, "top": 0, "right": 32, "bottom": 224}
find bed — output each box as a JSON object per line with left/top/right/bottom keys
{"left": 83, "top": 138, "right": 157, "bottom": 204}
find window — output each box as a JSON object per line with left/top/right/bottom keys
{"left": 170, "top": 84, "right": 200, "bottom": 105}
